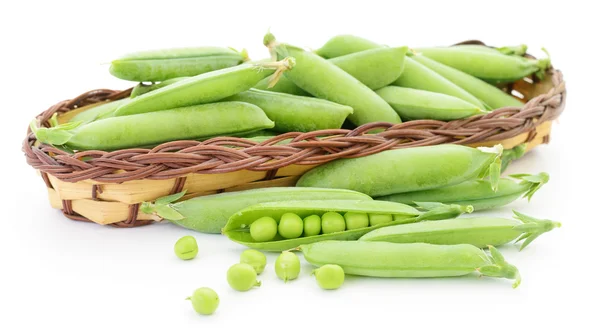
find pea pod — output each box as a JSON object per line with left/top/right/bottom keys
{"left": 109, "top": 46, "right": 248, "bottom": 82}
{"left": 411, "top": 55, "right": 524, "bottom": 109}
{"left": 414, "top": 47, "right": 551, "bottom": 83}
{"left": 264, "top": 32, "right": 401, "bottom": 126}
{"left": 31, "top": 102, "right": 274, "bottom": 151}
{"left": 254, "top": 75, "right": 311, "bottom": 96}
{"left": 360, "top": 211, "right": 561, "bottom": 251}
{"left": 376, "top": 172, "right": 549, "bottom": 211}
{"left": 299, "top": 241, "right": 522, "bottom": 288}
{"left": 224, "top": 88, "right": 353, "bottom": 132}
{"left": 222, "top": 200, "right": 473, "bottom": 252}
{"left": 296, "top": 144, "right": 503, "bottom": 197}
{"left": 452, "top": 44, "right": 528, "bottom": 56}
{"left": 140, "top": 187, "right": 372, "bottom": 234}
{"left": 375, "top": 86, "right": 486, "bottom": 121}
{"left": 130, "top": 77, "right": 188, "bottom": 98}
{"left": 70, "top": 98, "right": 131, "bottom": 124}
{"left": 315, "top": 34, "right": 382, "bottom": 59}
{"left": 115, "top": 58, "right": 295, "bottom": 116}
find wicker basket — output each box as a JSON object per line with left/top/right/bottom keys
{"left": 23, "top": 40, "right": 567, "bottom": 228}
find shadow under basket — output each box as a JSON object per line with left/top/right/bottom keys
{"left": 23, "top": 41, "right": 567, "bottom": 228}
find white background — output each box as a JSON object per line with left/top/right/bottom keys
{"left": 1, "top": 0, "right": 598, "bottom": 332}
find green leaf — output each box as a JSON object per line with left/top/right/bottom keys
{"left": 154, "top": 205, "right": 185, "bottom": 221}
{"left": 155, "top": 190, "right": 187, "bottom": 205}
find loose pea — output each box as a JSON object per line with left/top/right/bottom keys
{"left": 344, "top": 212, "right": 369, "bottom": 230}
{"left": 278, "top": 213, "right": 304, "bottom": 239}
{"left": 369, "top": 214, "right": 393, "bottom": 226}
{"left": 227, "top": 263, "right": 261, "bottom": 291}
{"left": 321, "top": 212, "right": 346, "bottom": 234}
{"left": 186, "top": 287, "right": 219, "bottom": 315}
{"left": 240, "top": 249, "right": 267, "bottom": 274}
{"left": 312, "top": 264, "right": 345, "bottom": 290}
{"left": 275, "top": 251, "right": 301, "bottom": 282}
{"left": 250, "top": 216, "right": 278, "bottom": 242}
{"left": 303, "top": 215, "right": 322, "bottom": 236}
{"left": 174, "top": 235, "right": 198, "bottom": 260}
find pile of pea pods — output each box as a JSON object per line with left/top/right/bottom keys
{"left": 31, "top": 31, "right": 551, "bottom": 152}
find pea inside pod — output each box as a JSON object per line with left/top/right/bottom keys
{"left": 299, "top": 241, "right": 522, "bottom": 288}
{"left": 222, "top": 199, "right": 473, "bottom": 252}
{"left": 360, "top": 210, "right": 561, "bottom": 250}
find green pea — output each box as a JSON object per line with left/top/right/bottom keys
{"left": 240, "top": 249, "right": 267, "bottom": 274}
{"left": 250, "top": 216, "right": 278, "bottom": 242}
{"left": 278, "top": 213, "right": 304, "bottom": 239}
{"left": 186, "top": 287, "right": 219, "bottom": 315}
{"left": 227, "top": 263, "right": 261, "bottom": 291}
{"left": 32, "top": 102, "right": 274, "bottom": 151}
{"left": 303, "top": 215, "right": 322, "bottom": 236}
{"left": 369, "top": 214, "right": 392, "bottom": 226}
{"left": 174, "top": 235, "right": 198, "bottom": 260}
{"left": 300, "top": 241, "right": 522, "bottom": 288}
{"left": 275, "top": 251, "right": 301, "bottom": 282}
{"left": 312, "top": 264, "right": 345, "bottom": 290}
{"left": 321, "top": 212, "right": 346, "bottom": 234}
{"left": 264, "top": 32, "right": 401, "bottom": 127}
{"left": 344, "top": 212, "right": 369, "bottom": 230}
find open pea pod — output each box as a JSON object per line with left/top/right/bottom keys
{"left": 222, "top": 200, "right": 472, "bottom": 252}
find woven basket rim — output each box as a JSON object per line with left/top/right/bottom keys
{"left": 23, "top": 41, "right": 567, "bottom": 184}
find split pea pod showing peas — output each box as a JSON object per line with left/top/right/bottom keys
{"left": 115, "top": 58, "right": 295, "bottom": 116}
{"left": 299, "top": 241, "right": 522, "bottom": 288}
{"left": 263, "top": 32, "right": 401, "bottom": 126}
{"left": 360, "top": 211, "right": 561, "bottom": 251}
{"left": 296, "top": 144, "right": 503, "bottom": 197}
{"left": 140, "top": 187, "right": 372, "bottom": 234}
{"left": 377, "top": 172, "right": 549, "bottom": 211}
{"left": 109, "top": 46, "right": 248, "bottom": 82}
{"left": 411, "top": 55, "right": 524, "bottom": 109}
{"left": 222, "top": 199, "right": 473, "bottom": 252}
{"left": 414, "top": 47, "right": 551, "bottom": 83}
{"left": 375, "top": 86, "right": 486, "bottom": 121}
{"left": 224, "top": 88, "right": 354, "bottom": 132}
{"left": 32, "top": 102, "right": 274, "bottom": 151}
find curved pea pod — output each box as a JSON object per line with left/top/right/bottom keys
{"left": 114, "top": 58, "right": 295, "bottom": 116}
{"left": 299, "top": 241, "right": 522, "bottom": 288}
{"left": 31, "top": 102, "right": 274, "bottom": 151}
{"left": 375, "top": 86, "right": 486, "bottom": 121}
{"left": 130, "top": 77, "right": 188, "bottom": 98}
{"left": 360, "top": 210, "right": 561, "bottom": 251}
{"left": 222, "top": 200, "right": 472, "bottom": 252}
{"left": 414, "top": 47, "right": 551, "bottom": 83}
{"left": 140, "top": 188, "right": 372, "bottom": 234}
{"left": 264, "top": 32, "right": 401, "bottom": 126}
{"left": 452, "top": 44, "right": 528, "bottom": 56}
{"left": 109, "top": 46, "right": 248, "bottom": 82}
{"left": 254, "top": 75, "right": 311, "bottom": 96}
{"left": 315, "top": 34, "right": 382, "bottom": 59}
{"left": 393, "top": 58, "right": 488, "bottom": 110}
{"left": 376, "top": 172, "right": 549, "bottom": 211}
{"left": 412, "top": 55, "right": 524, "bottom": 109}
{"left": 69, "top": 98, "right": 131, "bottom": 124}
{"left": 223, "top": 88, "right": 353, "bottom": 132}
{"left": 297, "top": 144, "right": 504, "bottom": 197}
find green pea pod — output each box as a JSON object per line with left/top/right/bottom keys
{"left": 360, "top": 210, "right": 561, "bottom": 251}
{"left": 222, "top": 200, "right": 472, "bottom": 252}
{"left": 140, "top": 187, "right": 372, "bottom": 234}
{"left": 452, "top": 44, "right": 528, "bottom": 56}
{"left": 376, "top": 172, "right": 549, "bottom": 211}
{"left": 254, "top": 75, "right": 311, "bottom": 96}
{"left": 298, "top": 241, "right": 521, "bottom": 288}
{"left": 115, "top": 58, "right": 295, "bottom": 117}
{"left": 69, "top": 98, "right": 131, "bottom": 124}
{"left": 264, "top": 32, "right": 401, "bottom": 126}
{"left": 130, "top": 77, "right": 189, "bottom": 98}
{"left": 375, "top": 86, "right": 486, "bottom": 121}
{"left": 109, "top": 46, "right": 248, "bottom": 82}
{"left": 296, "top": 144, "right": 503, "bottom": 197}
{"left": 31, "top": 102, "right": 274, "bottom": 151}
{"left": 224, "top": 88, "right": 353, "bottom": 132}
{"left": 315, "top": 34, "right": 382, "bottom": 59}
{"left": 393, "top": 58, "right": 489, "bottom": 110}
{"left": 411, "top": 55, "right": 524, "bottom": 109}
{"left": 414, "top": 47, "right": 551, "bottom": 83}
